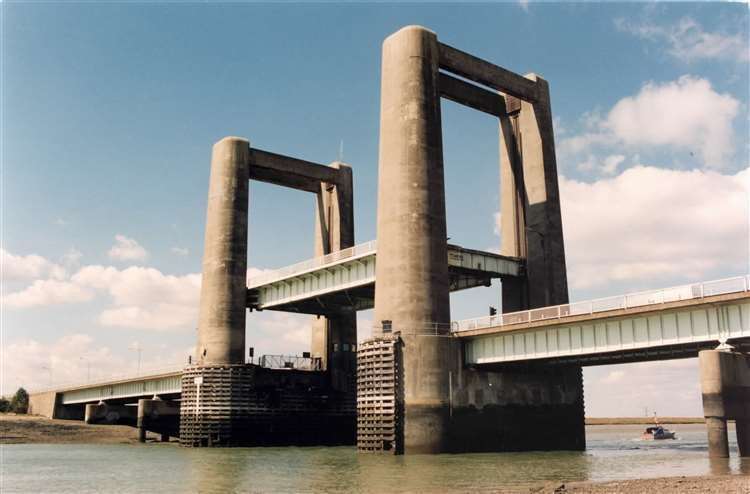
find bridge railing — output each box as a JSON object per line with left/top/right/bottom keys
{"left": 371, "top": 322, "right": 455, "bottom": 336}
{"left": 247, "top": 240, "right": 378, "bottom": 288}
{"left": 453, "top": 275, "right": 749, "bottom": 333}
{"left": 28, "top": 363, "right": 186, "bottom": 394}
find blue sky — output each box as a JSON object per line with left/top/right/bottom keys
{"left": 2, "top": 2, "right": 748, "bottom": 417}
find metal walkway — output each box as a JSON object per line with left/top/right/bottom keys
{"left": 247, "top": 240, "right": 522, "bottom": 314}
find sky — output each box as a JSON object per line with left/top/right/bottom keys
{"left": 1, "top": 2, "right": 748, "bottom": 417}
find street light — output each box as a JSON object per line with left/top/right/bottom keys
{"left": 41, "top": 365, "right": 52, "bottom": 386}
{"left": 79, "top": 356, "right": 91, "bottom": 382}
{"left": 128, "top": 342, "right": 143, "bottom": 375}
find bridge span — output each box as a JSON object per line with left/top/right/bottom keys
{"left": 456, "top": 276, "right": 750, "bottom": 367}
{"left": 246, "top": 240, "right": 522, "bottom": 313}
{"left": 31, "top": 276, "right": 749, "bottom": 422}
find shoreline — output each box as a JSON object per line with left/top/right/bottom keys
{"left": 0, "top": 413, "right": 168, "bottom": 445}
{"left": 533, "top": 475, "right": 749, "bottom": 493}
{"left": 584, "top": 416, "right": 705, "bottom": 425}
{"left": 2, "top": 413, "right": 707, "bottom": 445}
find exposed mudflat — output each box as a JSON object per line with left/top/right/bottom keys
{"left": 529, "top": 475, "right": 749, "bottom": 493}
{"left": 0, "top": 413, "right": 168, "bottom": 444}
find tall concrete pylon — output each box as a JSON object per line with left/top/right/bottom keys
{"left": 499, "top": 78, "right": 568, "bottom": 311}
{"left": 312, "top": 162, "right": 357, "bottom": 393}
{"left": 183, "top": 137, "right": 357, "bottom": 446}
{"left": 195, "top": 136, "right": 250, "bottom": 365}
{"left": 366, "top": 25, "right": 581, "bottom": 455}
{"left": 373, "top": 26, "right": 455, "bottom": 454}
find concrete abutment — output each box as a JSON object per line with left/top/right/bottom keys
{"left": 699, "top": 349, "right": 750, "bottom": 457}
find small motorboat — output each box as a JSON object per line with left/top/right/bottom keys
{"left": 641, "top": 425, "right": 677, "bottom": 440}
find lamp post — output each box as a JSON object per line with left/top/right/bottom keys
{"left": 129, "top": 342, "right": 143, "bottom": 375}
{"left": 41, "top": 365, "right": 52, "bottom": 386}
{"left": 79, "top": 356, "right": 91, "bottom": 382}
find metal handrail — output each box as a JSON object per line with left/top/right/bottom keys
{"left": 372, "top": 322, "right": 454, "bottom": 336}
{"left": 247, "top": 240, "right": 377, "bottom": 288}
{"left": 452, "top": 274, "right": 750, "bottom": 333}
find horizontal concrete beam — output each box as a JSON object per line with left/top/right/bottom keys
{"left": 248, "top": 148, "right": 340, "bottom": 193}
{"left": 438, "top": 42, "right": 538, "bottom": 103}
{"left": 438, "top": 73, "right": 506, "bottom": 117}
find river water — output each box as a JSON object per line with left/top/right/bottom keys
{"left": 2, "top": 424, "right": 748, "bottom": 493}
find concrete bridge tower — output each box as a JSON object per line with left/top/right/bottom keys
{"left": 359, "top": 25, "right": 584, "bottom": 454}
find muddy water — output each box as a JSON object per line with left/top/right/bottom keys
{"left": 2, "top": 424, "right": 748, "bottom": 493}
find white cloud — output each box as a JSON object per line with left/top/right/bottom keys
{"left": 99, "top": 304, "right": 198, "bottom": 331}
{"left": 601, "top": 155, "right": 626, "bottom": 175}
{"left": 518, "top": 0, "right": 529, "bottom": 12}
{"left": 616, "top": 17, "right": 749, "bottom": 63}
{"left": 606, "top": 77, "right": 738, "bottom": 166}
{"left": 577, "top": 154, "right": 625, "bottom": 176}
{"left": 170, "top": 247, "right": 189, "bottom": 257}
{"left": 72, "top": 266, "right": 202, "bottom": 330}
{"left": 107, "top": 234, "right": 148, "bottom": 262}
{"left": 560, "top": 165, "right": 749, "bottom": 292}
{"left": 2, "top": 279, "right": 94, "bottom": 309}
{"left": 1, "top": 249, "right": 65, "bottom": 281}
{"left": 61, "top": 248, "right": 83, "bottom": 269}
{"left": 1, "top": 333, "right": 190, "bottom": 394}
{"left": 560, "top": 76, "right": 740, "bottom": 169}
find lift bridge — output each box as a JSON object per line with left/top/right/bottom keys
{"left": 31, "top": 267, "right": 750, "bottom": 409}
{"left": 246, "top": 240, "right": 522, "bottom": 314}
{"left": 26, "top": 25, "right": 750, "bottom": 457}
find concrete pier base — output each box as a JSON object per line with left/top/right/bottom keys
{"left": 137, "top": 398, "right": 180, "bottom": 442}
{"left": 180, "top": 364, "right": 355, "bottom": 447}
{"left": 448, "top": 364, "right": 585, "bottom": 452}
{"left": 357, "top": 336, "right": 584, "bottom": 453}
{"left": 737, "top": 419, "right": 750, "bottom": 457}
{"left": 705, "top": 417, "right": 730, "bottom": 458}
{"left": 699, "top": 349, "right": 750, "bottom": 458}
{"left": 84, "top": 402, "right": 137, "bottom": 426}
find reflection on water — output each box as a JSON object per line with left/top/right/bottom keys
{"left": 2, "top": 424, "right": 748, "bottom": 493}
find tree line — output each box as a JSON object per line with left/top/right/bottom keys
{"left": 0, "top": 388, "right": 29, "bottom": 413}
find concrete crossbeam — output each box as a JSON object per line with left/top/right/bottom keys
{"left": 249, "top": 148, "right": 341, "bottom": 193}
{"left": 438, "top": 73, "right": 506, "bottom": 117}
{"left": 438, "top": 42, "right": 539, "bottom": 102}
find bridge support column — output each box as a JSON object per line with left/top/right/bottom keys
{"left": 312, "top": 162, "right": 356, "bottom": 394}
{"left": 499, "top": 76, "right": 567, "bottom": 310}
{"left": 699, "top": 349, "right": 750, "bottom": 458}
{"left": 371, "top": 26, "right": 453, "bottom": 454}
{"left": 181, "top": 136, "right": 250, "bottom": 446}
{"left": 84, "top": 402, "right": 137, "bottom": 426}
{"left": 138, "top": 397, "right": 180, "bottom": 443}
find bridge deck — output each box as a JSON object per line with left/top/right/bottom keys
{"left": 457, "top": 277, "right": 750, "bottom": 367}
{"left": 32, "top": 276, "right": 749, "bottom": 405}
{"left": 247, "top": 241, "right": 522, "bottom": 314}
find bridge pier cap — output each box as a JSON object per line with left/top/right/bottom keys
{"left": 196, "top": 136, "right": 250, "bottom": 365}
